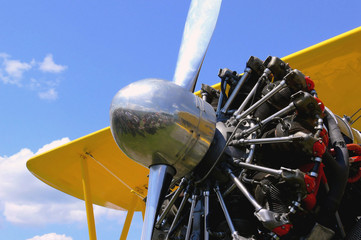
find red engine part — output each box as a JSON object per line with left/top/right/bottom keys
{"left": 319, "top": 128, "right": 329, "bottom": 147}
{"left": 314, "top": 97, "right": 325, "bottom": 113}
{"left": 300, "top": 163, "right": 327, "bottom": 210}
{"left": 305, "top": 76, "right": 315, "bottom": 92}
{"left": 313, "top": 139, "right": 326, "bottom": 158}
{"left": 346, "top": 144, "right": 361, "bottom": 183}
{"left": 331, "top": 144, "right": 361, "bottom": 183}
{"left": 273, "top": 224, "right": 293, "bottom": 237}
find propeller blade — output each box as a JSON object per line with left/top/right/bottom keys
{"left": 172, "top": 0, "right": 222, "bottom": 92}
{"left": 141, "top": 165, "right": 175, "bottom": 240}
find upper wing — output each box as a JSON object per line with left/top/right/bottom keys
{"left": 27, "top": 127, "right": 149, "bottom": 211}
{"left": 27, "top": 26, "right": 361, "bottom": 211}
{"left": 283, "top": 26, "right": 361, "bottom": 131}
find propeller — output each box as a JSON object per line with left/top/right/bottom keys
{"left": 110, "top": 1, "right": 222, "bottom": 239}
{"left": 173, "top": 0, "right": 222, "bottom": 92}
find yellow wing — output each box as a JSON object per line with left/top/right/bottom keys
{"left": 27, "top": 127, "right": 149, "bottom": 211}
{"left": 27, "top": 26, "right": 361, "bottom": 213}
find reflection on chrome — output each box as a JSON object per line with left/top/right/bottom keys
{"left": 173, "top": 0, "right": 222, "bottom": 92}
{"left": 110, "top": 78, "right": 216, "bottom": 178}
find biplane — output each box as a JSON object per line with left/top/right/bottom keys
{"left": 27, "top": 1, "right": 361, "bottom": 239}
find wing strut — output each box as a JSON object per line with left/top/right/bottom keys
{"left": 80, "top": 155, "right": 97, "bottom": 240}
{"left": 120, "top": 193, "right": 138, "bottom": 240}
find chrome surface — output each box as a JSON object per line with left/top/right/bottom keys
{"left": 185, "top": 194, "right": 198, "bottom": 240}
{"left": 155, "top": 178, "right": 187, "bottom": 228}
{"left": 236, "top": 80, "right": 286, "bottom": 120}
{"left": 204, "top": 190, "right": 210, "bottom": 240}
{"left": 233, "top": 68, "right": 271, "bottom": 117}
{"left": 336, "top": 115, "right": 354, "bottom": 142}
{"left": 110, "top": 79, "right": 216, "bottom": 178}
{"left": 236, "top": 162, "right": 282, "bottom": 177}
{"left": 352, "top": 127, "right": 361, "bottom": 143}
{"left": 141, "top": 165, "right": 175, "bottom": 240}
{"left": 223, "top": 133, "right": 256, "bottom": 197}
{"left": 221, "top": 68, "right": 251, "bottom": 114}
{"left": 214, "top": 186, "right": 240, "bottom": 239}
{"left": 228, "top": 171, "right": 262, "bottom": 210}
{"left": 240, "top": 102, "right": 296, "bottom": 137}
{"left": 166, "top": 188, "right": 190, "bottom": 240}
{"left": 234, "top": 135, "right": 304, "bottom": 145}
{"left": 173, "top": 0, "right": 222, "bottom": 92}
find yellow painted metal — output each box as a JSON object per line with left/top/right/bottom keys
{"left": 27, "top": 127, "right": 148, "bottom": 211}
{"left": 80, "top": 156, "right": 97, "bottom": 240}
{"left": 282, "top": 26, "right": 361, "bottom": 130}
{"left": 141, "top": 201, "right": 146, "bottom": 221}
{"left": 27, "top": 26, "right": 361, "bottom": 216}
{"left": 119, "top": 193, "right": 138, "bottom": 240}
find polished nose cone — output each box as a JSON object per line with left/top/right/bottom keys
{"left": 110, "top": 78, "right": 216, "bottom": 178}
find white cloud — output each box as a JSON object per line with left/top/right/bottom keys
{"left": 0, "top": 54, "right": 33, "bottom": 85}
{"left": 38, "top": 88, "right": 58, "bottom": 100}
{"left": 0, "top": 138, "right": 127, "bottom": 227}
{"left": 4, "top": 59, "right": 32, "bottom": 78}
{"left": 39, "top": 54, "right": 67, "bottom": 73}
{"left": 26, "top": 233, "right": 73, "bottom": 240}
{"left": 4, "top": 202, "right": 86, "bottom": 225}
{"left": 0, "top": 52, "right": 67, "bottom": 100}
{"left": 36, "top": 137, "right": 70, "bottom": 155}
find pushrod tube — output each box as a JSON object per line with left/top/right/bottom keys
{"left": 155, "top": 178, "right": 187, "bottom": 228}
{"left": 223, "top": 137, "right": 256, "bottom": 197}
{"left": 232, "top": 134, "right": 304, "bottom": 146}
{"left": 166, "top": 188, "right": 191, "bottom": 240}
{"left": 236, "top": 78, "right": 285, "bottom": 121}
{"left": 221, "top": 68, "right": 252, "bottom": 114}
{"left": 235, "top": 161, "right": 282, "bottom": 176}
{"left": 214, "top": 186, "right": 240, "bottom": 239}
{"left": 240, "top": 102, "right": 295, "bottom": 137}
{"left": 204, "top": 190, "right": 210, "bottom": 240}
{"left": 226, "top": 170, "right": 262, "bottom": 211}
{"left": 185, "top": 194, "right": 198, "bottom": 240}
{"left": 233, "top": 68, "right": 271, "bottom": 116}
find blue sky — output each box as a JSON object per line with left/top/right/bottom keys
{"left": 0, "top": 1, "right": 360, "bottom": 239}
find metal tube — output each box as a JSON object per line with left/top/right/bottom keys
{"left": 234, "top": 68, "right": 271, "bottom": 116}
{"left": 155, "top": 178, "right": 187, "bottom": 228}
{"left": 221, "top": 68, "right": 251, "bottom": 114}
{"left": 227, "top": 171, "right": 262, "bottom": 210}
{"left": 166, "top": 189, "right": 191, "bottom": 240}
{"left": 245, "top": 143, "right": 256, "bottom": 163}
{"left": 236, "top": 79, "right": 286, "bottom": 121}
{"left": 80, "top": 156, "right": 97, "bottom": 240}
{"left": 214, "top": 186, "right": 240, "bottom": 238}
{"left": 120, "top": 194, "right": 138, "bottom": 240}
{"left": 223, "top": 142, "right": 256, "bottom": 197}
{"left": 235, "top": 134, "right": 303, "bottom": 145}
{"left": 185, "top": 194, "right": 198, "bottom": 240}
{"left": 236, "top": 162, "right": 282, "bottom": 176}
{"left": 204, "top": 190, "right": 210, "bottom": 240}
{"left": 240, "top": 102, "right": 295, "bottom": 137}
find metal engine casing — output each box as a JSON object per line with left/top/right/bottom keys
{"left": 110, "top": 78, "right": 217, "bottom": 179}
